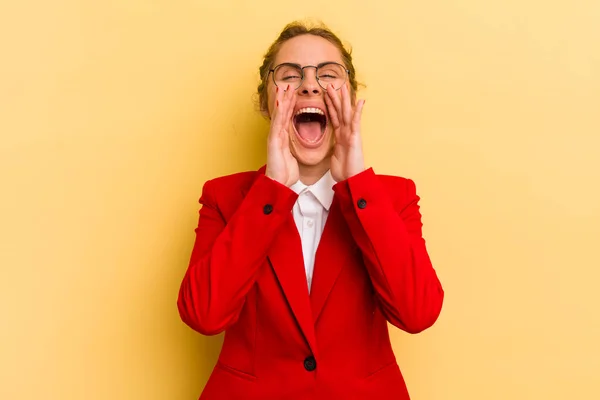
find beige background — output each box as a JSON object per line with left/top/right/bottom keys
{"left": 1, "top": 1, "right": 599, "bottom": 399}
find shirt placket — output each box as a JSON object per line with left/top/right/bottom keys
{"left": 298, "top": 191, "right": 319, "bottom": 291}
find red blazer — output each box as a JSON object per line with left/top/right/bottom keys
{"left": 177, "top": 166, "right": 444, "bottom": 400}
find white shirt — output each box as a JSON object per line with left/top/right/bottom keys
{"left": 289, "top": 170, "right": 336, "bottom": 293}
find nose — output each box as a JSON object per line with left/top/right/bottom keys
{"left": 298, "top": 67, "right": 322, "bottom": 96}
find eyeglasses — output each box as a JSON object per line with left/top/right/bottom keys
{"left": 269, "top": 62, "right": 349, "bottom": 91}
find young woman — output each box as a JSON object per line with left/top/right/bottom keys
{"left": 177, "top": 21, "right": 444, "bottom": 400}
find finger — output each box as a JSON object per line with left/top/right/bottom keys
{"left": 272, "top": 85, "right": 285, "bottom": 115}
{"left": 272, "top": 85, "right": 292, "bottom": 141}
{"left": 284, "top": 84, "right": 297, "bottom": 124}
{"left": 341, "top": 84, "right": 353, "bottom": 126}
{"left": 326, "top": 84, "right": 343, "bottom": 126}
{"left": 270, "top": 86, "right": 285, "bottom": 128}
{"left": 275, "top": 85, "right": 295, "bottom": 147}
{"left": 352, "top": 99, "right": 365, "bottom": 129}
{"left": 324, "top": 90, "right": 340, "bottom": 129}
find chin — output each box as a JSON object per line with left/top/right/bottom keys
{"left": 289, "top": 123, "right": 333, "bottom": 167}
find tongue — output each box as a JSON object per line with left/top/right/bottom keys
{"left": 296, "top": 121, "right": 322, "bottom": 142}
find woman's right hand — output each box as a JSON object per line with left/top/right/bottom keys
{"left": 265, "top": 85, "right": 298, "bottom": 187}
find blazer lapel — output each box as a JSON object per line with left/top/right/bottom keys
{"left": 268, "top": 214, "right": 318, "bottom": 357}
{"left": 310, "top": 196, "right": 355, "bottom": 324}
{"left": 243, "top": 166, "right": 316, "bottom": 354}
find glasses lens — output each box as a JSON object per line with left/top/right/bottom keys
{"left": 317, "top": 63, "right": 347, "bottom": 90}
{"left": 273, "top": 64, "right": 303, "bottom": 89}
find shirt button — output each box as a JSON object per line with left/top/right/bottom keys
{"left": 303, "top": 356, "right": 317, "bottom": 372}
{"left": 357, "top": 198, "right": 367, "bottom": 209}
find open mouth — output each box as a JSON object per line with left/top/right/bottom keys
{"left": 293, "top": 107, "right": 327, "bottom": 146}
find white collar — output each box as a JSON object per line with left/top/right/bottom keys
{"left": 290, "top": 170, "right": 336, "bottom": 211}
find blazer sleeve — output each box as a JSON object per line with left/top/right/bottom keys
{"left": 333, "top": 168, "right": 444, "bottom": 334}
{"left": 177, "top": 174, "right": 298, "bottom": 335}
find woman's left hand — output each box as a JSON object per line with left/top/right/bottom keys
{"left": 325, "top": 83, "right": 366, "bottom": 182}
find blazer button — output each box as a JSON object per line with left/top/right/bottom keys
{"left": 303, "top": 356, "right": 317, "bottom": 372}
{"left": 263, "top": 204, "right": 273, "bottom": 215}
{"left": 357, "top": 198, "right": 367, "bottom": 209}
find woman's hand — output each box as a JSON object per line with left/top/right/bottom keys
{"left": 265, "top": 85, "right": 299, "bottom": 187}
{"left": 325, "top": 84, "right": 366, "bottom": 182}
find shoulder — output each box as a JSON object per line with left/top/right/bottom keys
{"left": 200, "top": 170, "right": 260, "bottom": 203}
{"left": 376, "top": 173, "right": 415, "bottom": 187}
{"left": 203, "top": 170, "right": 259, "bottom": 191}
{"left": 376, "top": 173, "right": 418, "bottom": 196}
{"left": 339, "top": 168, "right": 421, "bottom": 211}
{"left": 375, "top": 174, "right": 421, "bottom": 214}
{"left": 347, "top": 168, "right": 418, "bottom": 197}
{"left": 369, "top": 173, "right": 426, "bottom": 221}
{"left": 193, "top": 170, "right": 258, "bottom": 221}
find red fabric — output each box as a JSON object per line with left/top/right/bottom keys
{"left": 177, "top": 167, "right": 444, "bottom": 400}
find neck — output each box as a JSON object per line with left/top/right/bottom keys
{"left": 298, "top": 158, "right": 331, "bottom": 186}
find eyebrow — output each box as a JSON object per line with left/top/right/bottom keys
{"left": 275, "top": 61, "right": 342, "bottom": 68}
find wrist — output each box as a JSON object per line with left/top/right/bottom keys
{"left": 346, "top": 166, "right": 365, "bottom": 180}
{"left": 265, "top": 171, "right": 290, "bottom": 187}
{"left": 265, "top": 171, "right": 280, "bottom": 184}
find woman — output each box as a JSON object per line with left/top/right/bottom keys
{"left": 177, "top": 20, "right": 444, "bottom": 400}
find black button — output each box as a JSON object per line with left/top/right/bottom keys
{"left": 357, "top": 198, "right": 367, "bottom": 209}
{"left": 263, "top": 204, "right": 273, "bottom": 215}
{"left": 303, "top": 356, "right": 316, "bottom": 372}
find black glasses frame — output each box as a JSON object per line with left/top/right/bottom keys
{"left": 269, "top": 62, "right": 350, "bottom": 91}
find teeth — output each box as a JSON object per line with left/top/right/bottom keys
{"left": 295, "top": 107, "right": 324, "bottom": 116}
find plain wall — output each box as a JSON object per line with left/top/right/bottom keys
{"left": 1, "top": 1, "right": 599, "bottom": 399}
